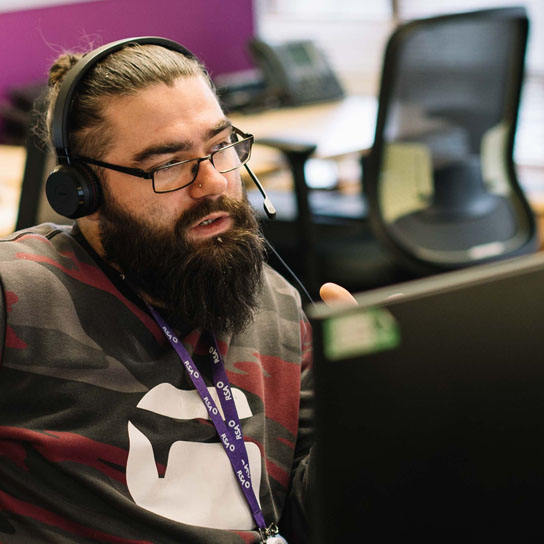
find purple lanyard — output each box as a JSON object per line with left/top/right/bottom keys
{"left": 147, "top": 304, "right": 267, "bottom": 532}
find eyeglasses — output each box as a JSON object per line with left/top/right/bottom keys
{"left": 73, "top": 126, "right": 254, "bottom": 193}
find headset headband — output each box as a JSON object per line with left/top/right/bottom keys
{"left": 51, "top": 36, "right": 199, "bottom": 164}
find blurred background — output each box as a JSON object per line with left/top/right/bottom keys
{"left": 0, "top": 0, "right": 542, "bottom": 294}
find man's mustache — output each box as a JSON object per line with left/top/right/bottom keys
{"left": 174, "top": 195, "right": 251, "bottom": 235}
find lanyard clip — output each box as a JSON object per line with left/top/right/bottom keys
{"left": 259, "top": 523, "right": 280, "bottom": 542}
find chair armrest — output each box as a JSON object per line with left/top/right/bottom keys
{"left": 255, "top": 138, "right": 319, "bottom": 291}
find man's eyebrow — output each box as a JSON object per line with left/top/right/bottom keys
{"left": 132, "top": 142, "right": 192, "bottom": 164}
{"left": 205, "top": 119, "right": 232, "bottom": 141}
{"left": 131, "top": 119, "right": 233, "bottom": 165}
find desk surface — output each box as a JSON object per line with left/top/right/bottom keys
{"left": 0, "top": 145, "right": 26, "bottom": 236}
{"left": 229, "top": 95, "right": 377, "bottom": 159}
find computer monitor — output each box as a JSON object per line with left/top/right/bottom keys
{"left": 308, "top": 252, "right": 544, "bottom": 542}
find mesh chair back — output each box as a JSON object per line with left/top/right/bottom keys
{"left": 364, "top": 6, "right": 538, "bottom": 274}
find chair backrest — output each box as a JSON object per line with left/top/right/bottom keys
{"left": 363, "top": 6, "right": 538, "bottom": 276}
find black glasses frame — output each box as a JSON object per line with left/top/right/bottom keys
{"left": 73, "top": 126, "right": 254, "bottom": 193}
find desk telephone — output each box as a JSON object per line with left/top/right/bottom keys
{"left": 248, "top": 38, "right": 345, "bottom": 107}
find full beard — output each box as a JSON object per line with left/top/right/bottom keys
{"left": 98, "top": 191, "right": 265, "bottom": 335}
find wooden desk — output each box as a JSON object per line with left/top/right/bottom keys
{"left": 0, "top": 145, "right": 26, "bottom": 236}
{"left": 230, "top": 95, "right": 377, "bottom": 161}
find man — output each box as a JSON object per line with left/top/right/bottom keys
{"left": 0, "top": 38, "right": 354, "bottom": 543}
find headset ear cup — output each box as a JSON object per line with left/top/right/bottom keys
{"left": 46, "top": 163, "right": 101, "bottom": 219}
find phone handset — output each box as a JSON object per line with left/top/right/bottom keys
{"left": 248, "top": 38, "right": 344, "bottom": 107}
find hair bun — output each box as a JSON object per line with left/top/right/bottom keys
{"left": 48, "top": 53, "right": 83, "bottom": 87}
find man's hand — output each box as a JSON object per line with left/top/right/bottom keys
{"left": 319, "top": 283, "right": 358, "bottom": 307}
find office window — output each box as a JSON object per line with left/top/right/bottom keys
{"left": 395, "top": 1, "right": 544, "bottom": 180}
{"left": 396, "top": 0, "right": 543, "bottom": 73}
{"left": 256, "top": 0, "right": 543, "bottom": 188}
{"left": 258, "top": 0, "right": 543, "bottom": 78}
{"left": 0, "top": 0, "right": 100, "bottom": 12}
{"left": 259, "top": 0, "right": 391, "bottom": 18}
{"left": 255, "top": 0, "right": 394, "bottom": 95}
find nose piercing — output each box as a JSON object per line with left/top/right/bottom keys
{"left": 198, "top": 183, "right": 202, "bottom": 188}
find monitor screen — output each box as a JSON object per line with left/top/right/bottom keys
{"left": 308, "top": 253, "right": 544, "bottom": 541}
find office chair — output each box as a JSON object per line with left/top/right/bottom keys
{"left": 363, "top": 5, "right": 537, "bottom": 277}
{"left": 252, "top": 130, "right": 411, "bottom": 298}
{"left": 257, "top": 6, "right": 538, "bottom": 298}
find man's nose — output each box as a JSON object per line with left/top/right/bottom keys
{"left": 188, "top": 158, "right": 228, "bottom": 199}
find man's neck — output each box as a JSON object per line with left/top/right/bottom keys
{"left": 77, "top": 216, "right": 109, "bottom": 263}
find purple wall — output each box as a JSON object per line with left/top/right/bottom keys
{"left": 0, "top": 0, "right": 255, "bottom": 102}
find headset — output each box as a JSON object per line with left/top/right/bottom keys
{"left": 45, "top": 36, "right": 276, "bottom": 221}
{"left": 43, "top": 36, "right": 314, "bottom": 301}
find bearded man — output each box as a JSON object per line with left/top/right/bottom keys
{"left": 0, "top": 37, "right": 354, "bottom": 544}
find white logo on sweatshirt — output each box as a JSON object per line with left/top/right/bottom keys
{"left": 126, "top": 383, "right": 261, "bottom": 529}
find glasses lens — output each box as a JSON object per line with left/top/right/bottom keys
{"left": 153, "top": 160, "right": 198, "bottom": 192}
{"left": 214, "top": 139, "right": 252, "bottom": 173}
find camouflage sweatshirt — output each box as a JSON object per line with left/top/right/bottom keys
{"left": 0, "top": 223, "right": 314, "bottom": 543}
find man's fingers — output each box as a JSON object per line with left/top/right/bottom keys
{"left": 319, "top": 282, "right": 358, "bottom": 307}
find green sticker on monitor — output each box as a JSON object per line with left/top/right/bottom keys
{"left": 322, "top": 307, "right": 400, "bottom": 361}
